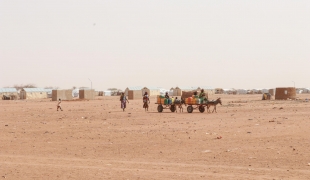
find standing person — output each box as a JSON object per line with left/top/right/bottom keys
{"left": 143, "top": 92, "right": 150, "bottom": 111}
{"left": 57, "top": 98, "right": 63, "bottom": 111}
{"left": 120, "top": 93, "right": 129, "bottom": 112}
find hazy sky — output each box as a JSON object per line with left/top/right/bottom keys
{"left": 1, "top": 0, "right": 309, "bottom": 90}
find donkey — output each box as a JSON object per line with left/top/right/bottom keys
{"left": 175, "top": 97, "right": 186, "bottom": 113}
{"left": 207, "top": 98, "right": 222, "bottom": 113}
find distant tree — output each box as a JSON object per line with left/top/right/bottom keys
{"left": 108, "top": 88, "right": 123, "bottom": 96}
{"left": 13, "top": 84, "right": 37, "bottom": 90}
{"left": 44, "top": 86, "right": 59, "bottom": 89}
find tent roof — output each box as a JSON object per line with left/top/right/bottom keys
{"left": 199, "top": 86, "right": 214, "bottom": 90}
{"left": 126, "top": 86, "right": 143, "bottom": 90}
{"left": 0, "top": 88, "right": 17, "bottom": 93}
{"left": 176, "top": 86, "right": 197, "bottom": 90}
{"left": 23, "top": 88, "right": 52, "bottom": 92}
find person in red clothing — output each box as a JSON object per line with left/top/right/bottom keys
{"left": 143, "top": 92, "right": 150, "bottom": 111}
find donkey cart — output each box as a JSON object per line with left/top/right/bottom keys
{"left": 155, "top": 103, "right": 176, "bottom": 113}
{"left": 186, "top": 104, "right": 208, "bottom": 113}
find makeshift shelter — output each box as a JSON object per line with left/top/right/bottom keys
{"left": 128, "top": 89, "right": 143, "bottom": 100}
{"left": 124, "top": 86, "right": 143, "bottom": 97}
{"left": 141, "top": 87, "right": 161, "bottom": 96}
{"left": 275, "top": 87, "right": 296, "bottom": 100}
{"left": 0, "top": 88, "right": 18, "bottom": 100}
{"left": 237, "top": 89, "right": 248, "bottom": 94}
{"left": 169, "top": 87, "right": 177, "bottom": 96}
{"left": 215, "top": 88, "right": 224, "bottom": 94}
{"left": 20, "top": 88, "right": 52, "bottom": 99}
{"left": 223, "top": 88, "right": 237, "bottom": 95}
{"left": 269, "top": 89, "right": 275, "bottom": 96}
{"left": 52, "top": 89, "right": 73, "bottom": 101}
{"left": 79, "top": 89, "right": 95, "bottom": 100}
{"left": 72, "top": 89, "right": 79, "bottom": 97}
{"left": 174, "top": 86, "right": 197, "bottom": 96}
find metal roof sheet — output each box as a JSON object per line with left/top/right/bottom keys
{"left": 199, "top": 86, "right": 214, "bottom": 90}
{"left": 0, "top": 88, "right": 17, "bottom": 93}
{"left": 126, "top": 86, "right": 143, "bottom": 90}
{"left": 23, "top": 88, "right": 52, "bottom": 92}
{"left": 176, "top": 86, "right": 197, "bottom": 90}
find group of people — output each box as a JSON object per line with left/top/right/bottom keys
{"left": 119, "top": 89, "right": 208, "bottom": 112}
{"left": 57, "top": 89, "right": 208, "bottom": 112}
{"left": 119, "top": 92, "right": 150, "bottom": 112}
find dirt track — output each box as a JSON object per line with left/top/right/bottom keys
{"left": 1, "top": 94, "right": 310, "bottom": 179}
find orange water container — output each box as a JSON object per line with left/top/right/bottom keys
{"left": 160, "top": 98, "right": 165, "bottom": 104}
{"left": 157, "top": 96, "right": 161, "bottom": 104}
{"left": 187, "top": 97, "right": 192, "bottom": 104}
{"left": 191, "top": 98, "right": 196, "bottom": 104}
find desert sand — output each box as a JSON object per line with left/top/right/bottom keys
{"left": 1, "top": 94, "right": 310, "bottom": 179}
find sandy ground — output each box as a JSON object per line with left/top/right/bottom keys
{"left": 1, "top": 94, "right": 310, "bottom": 180}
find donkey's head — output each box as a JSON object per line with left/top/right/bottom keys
{"left": 217, "top": 98, "right": 222, "bottom": 105}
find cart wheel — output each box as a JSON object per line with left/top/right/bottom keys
{"left": 199, "top": 106, "right": 205, "bottom": 113}
{"left": 170, "top": 105, "right": 176, "bottom": 112}
{"left": 187, "top": 106, "right": 193, "bottom": 113}
{"left": 157, "top": 105, "right": 163, "bottom": 112}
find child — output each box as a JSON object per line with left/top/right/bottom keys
{"left": 57, "top": 98, "right": 63, "bottom": 111}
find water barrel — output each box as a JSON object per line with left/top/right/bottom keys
{"left": 164, "top": 98, "right": 169, "bottom": 105}
{"left": 157, "top": 96, "right": 161, "bottom": 104}
{"left": 188, "top": 97, "right": 192, "bottom": 104}
{"left": 191, "top": 98, "right": 196, "bottom": 104}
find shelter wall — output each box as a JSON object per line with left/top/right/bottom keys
{"left": 128, "top": 90, "right": 142, "bottom": 100}
{"left": 79, "top": 90, "right": 95, "bottom": 100}
{"left": 52, "top": 90, "right": 73, "bottom": 101}
{"left": 275, "top": 87, "right": 296, "bottom": 100}
{"left": 25, "top": 92, "right": 48, "bottom": 99}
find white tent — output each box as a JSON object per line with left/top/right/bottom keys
{"left": 104, "top": 91, "right": 112, "bottom": 96}
{"left": 72, "top": 89, "right": 79, "bottom": 97}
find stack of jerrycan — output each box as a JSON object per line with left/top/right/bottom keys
{"left": 185, "top": 97, "right": 192, "bottom": 104}
{"left": 157, "top": 95, "right": 165, "bottom": 104}
{"left": 185, "top": 95, "right": 207, "bottom": 105}
{"left": 157, "top": 95, "right": 174, "bottom": 105}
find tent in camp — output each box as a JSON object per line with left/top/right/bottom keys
{"left": 0, "top": 88, "right": 18, "bottom": 100}
{"left": 174, "top": 86, "right": 197, "bottom": 96}
{"left": 72, "top": 89, "right": 79, "bottom": 97}
{"left": 141, "top": 87, "right": 161, "bottom": 96}
{"left": 124, "top": 86, "right": 143, "bottom": 97}
{"left": 237, "top": 89, "right": 248, "bottom": 94}
{"left": 52, "top": 89, "right": 73, "bottom": 101}
{"left": 20, "top": 88, "right": 52, "bottom": 99}
{"left": 103, "top": 91, "right": 111, "bottom": 96}
{"left": 79, "top": 89, "right": 95, "bottom": 100}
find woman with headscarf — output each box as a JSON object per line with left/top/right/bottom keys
{"left": 120, "top": 92, "right": 129, "bottom": 111}
{"left": 143, "top": 92, "right": 150, "bottom": 111}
